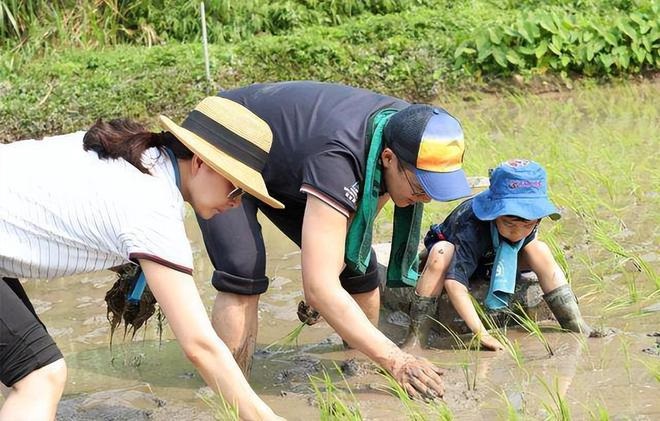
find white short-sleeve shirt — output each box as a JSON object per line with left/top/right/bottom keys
{"left": 0, "top": 131, "right": 193, "bottom": 278}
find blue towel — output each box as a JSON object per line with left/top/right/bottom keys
{"left": 484, "top": 222, "right": 524, "bottom": 310}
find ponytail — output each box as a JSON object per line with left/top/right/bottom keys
{"left": 83, "top": 118, "right": 193, "bottom": 174}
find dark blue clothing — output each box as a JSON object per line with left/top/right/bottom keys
{"left": 423, "top": 198, "right": 537, "bottom": 287}
{"left": 219, "top": 81, "right": 408, "bottom": 212}
{"left": 201, "top": 82, "right": 408, "bottom": 295}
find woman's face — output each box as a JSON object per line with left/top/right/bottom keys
{"left": 187, "top": 159, "right": 242, "bottom": 219}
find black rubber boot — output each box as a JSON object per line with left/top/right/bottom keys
{"left": 543, "top": 284, "right": 592, "bottom": 336}
{"left": 403, "top": 293, "right": 438, "bottom": 350}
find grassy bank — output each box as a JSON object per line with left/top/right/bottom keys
{"left": 1, "top": 0, "right": 657, "bottom": 142}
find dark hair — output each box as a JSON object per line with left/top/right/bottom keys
{"left": 83, "top": 118, "right": 193, "bottom": 174}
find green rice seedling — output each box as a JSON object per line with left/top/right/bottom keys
{"left": 263, "top": 321, "right": 306, "bottom": 351}
{"left": 496, "top": 388, "right": 524, "bottom": 421}
{"left": 309, "top": 368, "right": 363, "bottom": 421}
{"left": 198, "top": 388, "right": 240, "bottom": 421}
{"left": 591, "top": 220, "right": 658, "bottom": 290}
{"left": 537, "top": 376, "right": 571, "bottom": 421}
{"left": 507, "top": 303, "right": 554, "bottom": 357}
{"left": 430, "top": 400, "right": 454, "bottom": 421}
{"left": 377, "top": 371, "right": 430, "bottom": 421}
{"left": 430, "top": 316, "right": 480, "bottom": 391}
{"left": 585, "top": 402, "right": 610, "bottom": 421}
{"left": 619, "top": 336, "right": 633, "bottom": 383}
{"left": 577, "top": 255, "right": 606, "bottom": 295}
{"left": 472, "top": 299, "right": 525, "bottom": 369}
{"left": 638, "top": 358, "right": 660, "bottom": 383}
{"left": 544, "top": 229, "right": 572, "bottom": 285}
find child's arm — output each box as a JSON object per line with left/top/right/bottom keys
{"left": 444, "top": 279, "right": 505, "bottom": 351}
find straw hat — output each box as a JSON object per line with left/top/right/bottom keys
{"left": 159, "top": 97, "right": 284, "bottom": 209}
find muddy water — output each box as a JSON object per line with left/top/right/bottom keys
{"left": 6, "top": 212, "right": 657, "bottom": 420}
{"left": 3, "top": 85, "right": 660, "bottom": 420}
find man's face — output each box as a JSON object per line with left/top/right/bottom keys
{"left": 494, "top": 216, "right": 539, "bottom": 242}
{"left": 381, "top": 149, "right": 431, "bottom": 207}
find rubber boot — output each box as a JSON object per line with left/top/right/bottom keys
{"left": 543, "top": 284, "right": 592, "bottom": 336}
{"left": 402, "top": 293, "right": 438, "bottom": 350}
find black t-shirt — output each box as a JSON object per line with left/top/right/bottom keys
{"left": 219, "top": 81, "right": 409, "bottom": 213}
{"left": 423, "top": 198, "right": 538, "bottom": 286}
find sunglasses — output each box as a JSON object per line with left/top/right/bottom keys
{"left": 227, "top": 186, "right": 245, "bottom": 200}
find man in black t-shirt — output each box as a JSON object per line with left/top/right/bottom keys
{"left": 197, "top": 81, "right": 471, "bottom": 399}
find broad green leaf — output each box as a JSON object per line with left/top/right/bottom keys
{"left": 518, "top": 23, "right": 533, "bottom": 43}
{"left": 535, "top": 40, "right": 548, "bottom": 58}
{"left": 632, "top": 44, "right": 646, "bottom": 63}
{"left": 506, "top": 50, "right": 523, "bottom": 65}
{"left": 475, "top": 32, "right": 490, "bottom": 54}
{"left": 518, "top": 46, "right": 536, "bottom": 56}
{"left": 476, "top": 45, "right": 493, "bottom": 63}
{"left": 561, "top": 55, "right": 570, "bottom": 67}
{"left": 599, "top": 53, "right": 614, "bottom": 68}
{"left": 488, "top": 27, "right": 502, "bottom": 45}
{"left": 618, "top": 21, "right": 638, "bottom": 42}
{"left": 602, "top": 30, "right": 618, "bottom": 47}
{"left": 640, "top": 35, "right": 651, "bottom": 51}
{"left": 492, "top": 48, "right": 508, "bottom": 67}
{"left": 539, "top": 14, "right": 556, "bottom": 33}
{"left": 526, "top": 20, "right": 540, "bottom": 39}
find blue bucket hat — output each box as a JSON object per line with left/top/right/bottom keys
{"left": 472, "top": 159, "right": 560, "bottom": 221}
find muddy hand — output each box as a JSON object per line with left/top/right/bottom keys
{"left": 392, "top": 354, "right": 444, "bottom": 400}
{"left": 479, "top": 332, "right": 505, "bottom": 351}
{"left": 297, "top": 300, "right": 321, "bottom": 326}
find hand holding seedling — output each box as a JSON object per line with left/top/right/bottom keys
{"left": 478, "top": 332, "right": 505, "bottom": 351}
{"left": 391, "top": 354, "right": 445, "bottom": 400}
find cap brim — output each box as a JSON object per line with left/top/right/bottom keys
{"left": 472, "top": 190, "right": 560, "bottom": 221}
{"left": 159, "top": 115, "right": 284, "bottom": 209}
{"left": 416, "top": 168, "right": 472, "bottom": 201}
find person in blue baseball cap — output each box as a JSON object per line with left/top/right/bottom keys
{"left": 403, "top": 159, "right": 594, "bottom": 351}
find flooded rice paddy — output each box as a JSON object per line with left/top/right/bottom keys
{"left": 2, "top": 81, "right": 658, "bottom": 420}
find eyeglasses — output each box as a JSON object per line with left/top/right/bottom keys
{"left": 227, "top": 186, "right": 245, "bottom": 200}
{"left": 402, "top": 167, "right": 427, "bottom": 197}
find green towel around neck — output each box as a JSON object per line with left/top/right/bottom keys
{"left": 344, "top": 109, "right": 423, "bottom": 288}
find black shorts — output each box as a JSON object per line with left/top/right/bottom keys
{"left": 197, "top": 195, "right": 380, "bottom": 296}
{"left": 0, "top": 278, "right": 63, "bottom": 387}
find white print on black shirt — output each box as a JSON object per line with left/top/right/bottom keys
{"left": 344, "top": 182, "right": 359, "bottom": 205}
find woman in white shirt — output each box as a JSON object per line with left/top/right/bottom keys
{"left": 0, "top": 97, "right": 284, "bottom": 421}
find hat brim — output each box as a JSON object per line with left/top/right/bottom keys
{"left": 159, "top": 115, "right": 284, "bottom": 209}
{"left": 416, "top": 168, "right": 472, "bottom": 201}
{"left": 472, "top": 190, "right": 560, "bottom": 221}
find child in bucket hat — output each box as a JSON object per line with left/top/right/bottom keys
{"left": 403, "top": 159, "right": 593, "bottom": 351}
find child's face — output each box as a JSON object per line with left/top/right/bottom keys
{"left": 495, "top": 216, "right": 539, "bottom": 243}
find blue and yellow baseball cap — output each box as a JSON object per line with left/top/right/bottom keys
{"left": 384, "top": 104, "right": 470, "bottom": 201}
{"left": 472, "top": 159, "right": 560, "bottom": 221}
